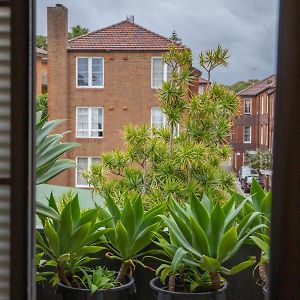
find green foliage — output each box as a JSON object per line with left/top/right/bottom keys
{"left": 98, "top": 193, "right": 165, "bottom": 282}
{"left": 36, "top": 35, "right": 47, "bottom": 50}
{"left": 84, "top": 46, "right": 238, "bottom": 209}
{"left": 229, "top": 80, "right": 260, "bottom": 93}
{"left": 68, "top": 25, "right": 89, "bottom": 39}
{"left": 35, "top": 112, "right": 79, "bottom": 185}
{"left": 77, "top": 267, "right": 118, "bottom": 294}
{"left": 199, "top": 45, "right": 229, "bottom": 85}
{"left": 248, "top": 149, "right": 273, "bottom": 172}
{"left": 36, "top": 93, "right": 48, "bottom": 118}
{"left": 36, "top": 194, "right": 111, "bottom": 287}
{"left": 159, "top": 193, "right": 266, "bottom": 290}
{"left": 170, "top": 30, "right": 182, "bottom": 44}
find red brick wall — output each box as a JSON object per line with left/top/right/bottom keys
{"left": 36, "top": 56, "right": 47, "bottom": 96}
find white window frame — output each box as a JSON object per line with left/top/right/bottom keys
{"left": 76, "top": 57, "right": 104, "bottom": 88}
{"left": 266, "top": 95, "right": 269, "bottom": 113}
{"left": 75, "top": 156, "right": 100, "bottom": 188}
{"left": 244, "top": 98, "right": 252, "bottom": 115}
{"left": 76, "top": 107, "right": 104, "bottom": 139}
{"left": 151, "top": 57, "right": 169, "bottom": 89}
{"left": 261, "top": 95, "right": 264, "bottom": 114}
{"left": 151, "top": 107, "right": 179, "bottom": 136}
{"left": 243, "top": 126, "right": 251, "bottom": 143}
{"left": 198, "top": 85, "right": 204, "bottom": 95}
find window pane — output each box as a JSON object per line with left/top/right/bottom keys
{"left": 77, "top": 58, "right": 89, "bottom": 86}
{"left": 151, "top": 107, "right": 164, "bottom": 128}
{"left": 91, "top": 157, "right": 100, "bottom": 165}
{"left": 77, "top": 108, "right": 89, "bottom": 136}
{"left": 152, "top": 58, "right": 163, "bottom": 87}
{"left": 91, "top": 108, "right": 103, "bottom": 130}
{"left": 76, "top": 157, "right": 88, "bottom": 186}
{"left": 92, "top": 58, "right": 103, "bottom": 86}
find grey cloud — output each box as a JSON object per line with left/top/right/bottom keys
{"left": 37, "top": 0, "right": 279, "bottom": 84}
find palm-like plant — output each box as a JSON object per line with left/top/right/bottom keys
{"left": 160, "top": 193, "right": 266, "bottom": 291}
{"left": 36, "top": 194, "right": 111, "bottom": 287}
{"left": 35, "top": 112, "right": 79, "bottom": 220}
{"left": 98, "top": 193, "right": 165, "bottom": 283}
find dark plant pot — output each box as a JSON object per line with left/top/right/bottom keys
{"left": 262, "top": 286, "right": 268, "bottom": 300}
{"left": 56, "top": 276, "right": 135, "bottom": 300}
{"left": 150, "top": 277, "right": 227, "bottom": 300}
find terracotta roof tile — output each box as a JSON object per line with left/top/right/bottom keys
{"left": 238, "top": 74, "right": 276, "bottom": 96}
{"left": 68, "top": 20, "right": 184, "bottom": 51}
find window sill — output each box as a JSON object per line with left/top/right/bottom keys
{"left": 76, "top": 136, "right": 104, "bottom": 139}
{"left": 76, "top": 86, "right": 104, "bottom": 89}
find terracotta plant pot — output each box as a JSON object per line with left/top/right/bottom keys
{"left": 150, "top": 277, "right": 227, "bottom": 300}
{"left": 56, "top": 275, "right": 135, "bottom": 300}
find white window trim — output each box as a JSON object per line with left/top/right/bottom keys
{"left": 244, "top": 98, "right": 252, "bottom": 115}
{"left": 151, "top": 57, "right": 169, "bottom": 89}
{"left": 243, "top": 126, "right": 251, "bottom": 143}
{"left": 76, "top": 57, "right": 104, "bottom": 88}
{"left": 75, "top": 156, "right": 99, "bottom": 188}
{"left": 261, "top": 95, "right": 264, "bottom": 114}
{"left": 151, "top": 107, "right": 180, "bottom": 136}
{"left": 198, "top": 85, "right": 204, "bottom": 95}
{"left": 76, "top": 107, "right": 104, "bottom": 139}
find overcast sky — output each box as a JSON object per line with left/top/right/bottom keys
{"left": 37, "top": 0, "right": 279, "bottom": 85}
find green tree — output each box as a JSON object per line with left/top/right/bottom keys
{"left": 229, "top": 79, "right": 259, "bottom": 93}
{"left": 68, "top": 25, "right": 89, "bottom": 39}
{"left": 199, "top": 45, "right": 229, "bottom": 86}
{"left": 36, "top": 35, "right": 47, "bottom": 50}
{"left": 248, "top": 149, "right": 273, "bottom": 172}
{"left": 84, "top": 46, "right": 239, "bottom": 209}
{"left": 170, "top": 30, "right": 182, "bottom": 44}
{"left": 36, "top": 93, "right": 48, "bottom": 119}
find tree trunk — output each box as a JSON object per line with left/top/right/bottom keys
{"left": 168, "top": 274, "right": 176, "bottom": 292}
{"left": 259, "top": 262, "right": 268, "bottom": 288}
{"left": 116, "top": 261, "right": 131, "bottom": 283}
{"left": 209, "top": 271, "right": 221, "bottom": 291}
{"left": 57, "top": 263, "right": 71, "bottom": 286}
{"left": 169, "top": 124, "right": 174, "bottom": 153}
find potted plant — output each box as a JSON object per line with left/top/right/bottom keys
{"left": 36, "top": 193, "right": 136, "bottom": 299}
{"left": 150, "top": 193, "right": 267, "bottom": 299}
{"left": 98, "top": 193, "right": 165, "bottom": 282}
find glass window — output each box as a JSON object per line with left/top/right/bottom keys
{"left": 151, "top": 107, "right": 179, "bottom": 136}
{"left": 77, "top": 57, "right": 104, "bottom": 87}
{"left": 76, "top": 157, "right": 100, "bottom": 187}
{"left": 244, "top": 98, "right": 252, "bottom": 115}
{"left": 198, "top": 85, "right": 204, "bottom": 95}
{"left": 76, "top": 107, "right": 103, "bottom": 138}
{"left": 151, "top": 57, "right": 174, "bottom": 88}
{"left": 243, "top": 126, "right": 251, "bottom": 143}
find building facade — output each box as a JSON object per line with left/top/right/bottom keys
{"left": 36, "top": 47, "right": 48, "bottom": 96}
{"left": 231, "top": 75, "right": 276, "bottom": 171}
{"left": 47, "top": 5, "right": 201, "bottom": 187}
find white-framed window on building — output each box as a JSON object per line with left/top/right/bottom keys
{"left": 243, "top": 126, "right": 251, "bottom": 143}
{"left": 151, "top": 107, "right": 179, "bottom": 136}
{"left": 198, "top": 85, "right": 204, "bottom": 95}
{"left": 244, "top": 98, "right": 252, "bottom": 115}
{"left": 260, "top": 125, "right": 264, "bottom": 145}
{"left": 76, "top": 107, "right": 103, "bottom": 138}
{"left": 76, "top": 57, "right": 104, "bottom": 88}
{"left": 261, "top": 95, "right": 264, "bottom": 114}
{"left": 266, "top": 95, "right": 269, "bottom": 113}
{"left": 76, "top": 157, "right": 100, "bottom": 187}
{"left": 151, "top": 57, "right": 172, "bottom": 88}
{"left": 243, "top": 153, "right": 250, "bottom": 166}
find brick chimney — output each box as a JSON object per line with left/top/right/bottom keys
{"left": 47, "top": 4, "right": 68, "bottom": 134}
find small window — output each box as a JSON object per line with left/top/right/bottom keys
{"left": 151, "top": 57, "right": 172, "bottom": 88}
{"left": 261, "top": 95, "right": 264, "bottom": 114}
{"left": 198, "top": 85, "right": 204, "bottom": 95}
{"left": 151, "top": 107, "right": 179, "bottom": 136}
{"left": 76, "top": 157, "right": 100, "bottom": 187}
{"left": 76, "top": 57, "right": 104, "bottom": 88}
{"left": 244, "top": 98, "right": 252, "bottom": 115}
{"left": 243, "top": 126, "right": 251, "bottom": 143}
{"left": 76, "top": 107, "right": 103, "bottom": 138}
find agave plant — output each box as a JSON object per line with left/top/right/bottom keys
{"left": 98, "top": 193, "right": 165, "bottom": 283}
{"left": 35, "top": 112, "right": 79, "bottom": 220}
{"left": 36, "top": 194, "right": 111, "bottom": 287}
{"left": 160, "top": 193, "right": 266, "bottom": 291}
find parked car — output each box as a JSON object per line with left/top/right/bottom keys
{"left": 238, "top": 166, "right": 259, "bottom": 182}
{"left": 241, "top": 176, "right": 264, "bottom": 193}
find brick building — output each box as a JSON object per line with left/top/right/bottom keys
{"left": 231, "top": 74, "right": 276, "bottom": 171}
{"left": 47, "top": 4, "right": 201, "bottom": 187}
{"left": 36, "top": 47, "right": 47, "bottom": 95}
